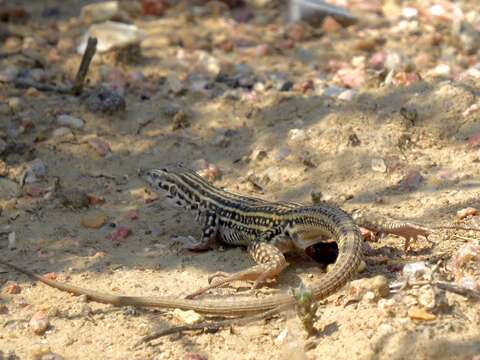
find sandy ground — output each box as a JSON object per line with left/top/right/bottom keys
{"left": 1, "top": 1, "right": 480, "bottom": 359}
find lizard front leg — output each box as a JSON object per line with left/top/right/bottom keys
{"left": 184, "top": 211, "right": 218, "bottom": 251}
{"left": 186, "top": 238, "right": 289, "bottom": 299}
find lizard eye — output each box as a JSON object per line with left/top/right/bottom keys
{"left": 169, "top": 186, "right": 177, "bottom": 195}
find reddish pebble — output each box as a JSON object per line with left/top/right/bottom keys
{"left": 87, "top": 194, "right": 106, "bottom": 205}
{"left": 3, "top": 282, "right": 21, "bottom": 294}
{"left": 123, "top": 209, "right": 139, "bottom": 220}
{"left": 43, "top": 273, "right": 58, "bottom": 281}
{"left": 24, "top": 185, "right": 48, "bottom": 198}
{"left": 29, "top": 311, "right": 50, "bottom": 335}
{"left": 456, "top": 207, "right": 478, "bottom": 220}
{"left": 88, "top": 138, "right": 111, "bottom": 156}
{"left": 321, "top": 16, "right": 343, "bottom": 33}
{"left": 394, "top": 72, "right": 420, "bottom": 86}
{"left": 368, "top": 52, "right": 387, "bottom": 70}
{"left": 336, "top": 68, "right": 366, "bottom": 89}
{"left": 398, "top": 170, "right": 424, "bottom": 191}
{"left": 141, "top": 0, "right": 168, "bottom": 16}
{"left": 467, "top": 132, "right": 480, "bottom": 148}
{"left": 106, "top": 226, "right": 131, "bottom": 241}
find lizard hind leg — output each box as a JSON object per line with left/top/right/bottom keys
{"left": 185, "top": 241, "right": 289, "bottom": 299}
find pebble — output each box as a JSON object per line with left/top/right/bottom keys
{"left": 408, "top": 307, "right": 436, "bottom": 321}
{"left": 78, "top": 21, "right": 143, "bottom": 54}
{"left": 8, "top": 231, "right": 16, "bottom": 250}
{"left": 30, "top": 346, "right": 64, "bottom": 360}
{"left": 337, "top": 89, "right": 357, "bottom": 101}
{"left": 398, "top": 170, "right": 424, "bottom": 191}
{"left": 273, "top": 147, "right": 291, "bottom": 161}
{"left": 371, "top": 158, "right": 387, "bottom": 173}
{"left": 23, "top": 158, "right": 47, "bottom": 184}
{"left": 88, "top": 138, "right": 111, "bottom": 156}
{"left": 377, "top": 298, "right": 397, "bottom": 317}
{"left": 7, "top": 97, "right": 22, "bottom": 112}
{"left": 80, "top": 1, "right": 118, "bottom": 23}
{"left": 0, "top": 66, "right": 19, "bottom": 82}
{"left": 288, "top": 128, "right": 308, "bottom": 142}
{"left": 167, "top": 73, "right": 184, "bottom": 94}
{"left": 173, "top": 309, "right": 204, "bottom": 325}
{"left": 56, "top": 114, "right": 85, "bottom": 129}
{"left": 51, "top": 126, "right": 72, "bottom": 139}
{"left": 29, "top": 311, "right": 50, "bottom": 335}
{"left": 172, "top": 111, "right": 190, "bottom": 130}
{"left": 61, "top": 189, "right": 90, "bottom": 208}
{"left": 106, "top": 226, "right": 131, "bottom": 241}
{"left": 349, "top": 275, "right": 389, "bottom": 301}
{"left": 403, "top": 261, "right": 429, "bottom": 280}
{"left": 274, "top": 329, "right": 289, "bottom": 346}
{"left": 3, "top": 281, "right": 21, "bottom": 294}
{"left": 0, "top": 178, "right": 19, "bottom": 198}
{"left": 81, "top": 211, "right": 108, "bottom": 229}
{"left": 456, "top": 207, "right": 478, "bottom": 220}
{"left": 85, "top": 88, "right": 126, "bottom": 114}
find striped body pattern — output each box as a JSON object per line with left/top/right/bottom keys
{"left": 142, "top": 165, "right": 363, "bottom": 298}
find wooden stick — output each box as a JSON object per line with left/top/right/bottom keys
{"left": 71, "top": 37, "right": 97, "bottom": 95}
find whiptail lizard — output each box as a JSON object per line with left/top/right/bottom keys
{"left": 0, "top": 165, "right": 363, "bottom": 315}
{"left": 0, "top": 165, "right": 477, "bottom": 316}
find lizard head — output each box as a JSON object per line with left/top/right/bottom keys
{"left": 139, "top": 164, "right": 192, "bottom": 208}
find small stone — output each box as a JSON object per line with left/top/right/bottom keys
{"left": 7, "top": 97, "right": 22, "bottom": 112}
{"left": 408, "top": 307, "right": 436, "bottom": 321}
{"left": 24, "top": 184, "right": 48, "bottom": 197}
{"left": 106, "top": 226, "right": 131, "bottom": 240}
{"left": 52, "top": 127, "right": 73, "bottom": 138}
{"left": 456, "top": 207, "right": 478, "bottom": 220}
{"left": 0, "top": 159, "right": 7, "bottom": 176}
{"left": 197, "top": 163, "right": 220, "bottom": 182}
{"left": 61, "top": 189, "right": 90, "bottom": 208}
{"left": 337, "top": 89, "right": 356, "bottom": 101}
{"left": 371, "top": 158, "right": 387, "bottom": 173}
{"left": 321, "top": 16, "right": 343, "bottom": 33}
{"left": 30, "top": 346, "right": 64, "bottom": 360}
{"left": 0, "top": 304, "right": 8, "bottom": 314}
{"left": 403, "top": 261, "right": 429, "bottom": 280}
{"left": 23, "top": 158, "right": 47, "bottom": 184}
{"left": 56, "top": 115, "right": 85, "bottom": 129}
{"left": 173, "top": 309, "right": 203, "bottom": 325}
{"left": 398, "top": 170, "right": 424, "bottom": 191}
{"left": 377, "top": 298, "right": 397, "bottom": 317}
{"left": 274, "top": 329, "right": 289, "bottom": 346}
{"left": 273, "top": 147, "right": 291, "bottom": 161}
{"left": 88, "top": 138, "right": 111, "bottom": 156}
{"left": 402, "top": 7, "right": 418, "bottom": 19}
{"left": 85, "top": 88, "right": 126, "bottom": 114}
{"left": 349, "top": 275, "right": 389, "bottom": 302}
{"left": 3, "top": 281, "right": 21, "bottom": 294}
{"left": 357, "top": 260, "right": 367, "bottom": 273}
{"left": 78, "top": 21, "right": 143, "bottom": 54}
{"left": 172, "top": 111, "right": 190, "bottom": 130}
{"left": 8, "top": 231, "right": 16, "bottom": 250}
{"left": 80, "top": 1, "right": 119, "bottom": 23}
{"left": 0, "top": 67, "right": 19, "bottom": 82}
{"left": 252, "top": 148, "right": 268, "bottom": 161}
{"left": 81, "top": 211, "right": 108, "bottom": 229}
{"left": 29, "top": 311, "right": 50, "bottom": 335}
{"left": 167, "top": 73, "right": 184, "bottom": 94}
{"left": 288, "top": 128, "right": 308, "bottom": 142}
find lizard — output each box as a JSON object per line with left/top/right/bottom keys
{"left": 0, "top": 165, "right": 477, "bottom": 313}
{"left": 0, "top": 164, "right": 364, "bottom": 316}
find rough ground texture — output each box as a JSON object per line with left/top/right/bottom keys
{"left": 1, "top": 0, "right": 480, "bottom": 359}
